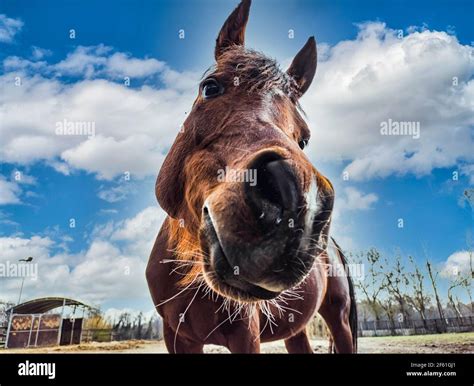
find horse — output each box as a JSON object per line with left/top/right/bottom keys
{"left": 146, "top": 0, "right": 357, "bottom": 354}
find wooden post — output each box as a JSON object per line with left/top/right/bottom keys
{"left": 34, "top": 314, "right": 42, "bottom": 347}
{"left": 426, "top": 261, "right": 447, "bottom": 331}
{"left": 27, "top": 315, "right": 34, "bottom": 347}
{"left": 79, "top": 308, "right": 85, "bottom": 344}
{"left": 57, "top": 298, "right": 66, "bottom": 346}
{"left": 4, "top": 311, "right": 14, "bottom": 349}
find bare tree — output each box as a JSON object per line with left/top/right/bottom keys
{"left": 380, "top": 254, "right": 410, "bottom": 322}
{"left": 464, "top": 231, "right": 474, "bottom": 313}
{"left": 0, "top": 300, "right": 15, "bottom": 327}
{"left": 84, "top": 309, "right": 111, "bottom": 330}
{"left": 135, "top": 312, "right": 143, "bottom": 339}
{"left": 426, "top": 260, "right": 447, "bottom": 332}
{"left": 144, "top": 318, "right": 154, "bottom": 340}
{"left": 443, "top": 230, "right": 473, "bottom": 319}
{"left": 405, "top": 256, "right": 431, "bottom": 328}
{"left": 115, "top": 312, "right": 132, "bottom": 328}
{"left": 378, "top": 296, "right": 397, "bottom": 335}
{"left": 447, "top": 276, "right": 470, "bottom": 320}
{"left": 354, "top": 248, "right": 385, "bottom": 321}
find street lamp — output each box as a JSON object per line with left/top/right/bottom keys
{"left": 17, "top": 257, "right": 33, "bottom": 305}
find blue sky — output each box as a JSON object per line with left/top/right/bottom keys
{"left": 0, "top": 0, "right": 473, "bottom": 315}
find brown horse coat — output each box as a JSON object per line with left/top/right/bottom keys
{"left": 146, "top": 0, "right": 357, "bottom": 353}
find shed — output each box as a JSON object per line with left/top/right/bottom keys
{"left": 5, "top": 297, "right": 96, "bottom": 349}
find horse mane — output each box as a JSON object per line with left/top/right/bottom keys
{"left": 210, "top": 46, "right": 302, "bottom": 101}
{"left": 167, "top": 217, "right": 204, "bottom": 287}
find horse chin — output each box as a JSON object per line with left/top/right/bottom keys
{"left": 203, "top": 270, "right": 282, "bottom": 302}
{"left": 200, "top": 234, "right": 316, "bottom": 303}
{"left": 201, "top": 240, "right": 283, "bottom": 302}
{"left": 199, "top": 207, "right": 319, "bottom": 303}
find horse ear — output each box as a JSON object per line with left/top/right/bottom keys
{"left": 287, "top": 36, "right": 317, "bottom": 97}
{"left": 215, "top": 0, "right": 251, "bottom": 60}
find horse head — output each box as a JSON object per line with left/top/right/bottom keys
{"left": 156, "top": 0, "right": 334, "bottom": 302}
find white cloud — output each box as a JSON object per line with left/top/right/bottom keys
{"left": 61, "top": 134, "right": 166, "bottom": 180}
{"left": 47, "top": 160, "right": 71, "bottom": 175}
{"left": 0, "top": 14, "right": 23, "bottom": 43}
{"left": 459, "top": 164, "right": 474, "bottom": 185}
{"left": 0, "top": 176, "right": 21, "bottom": 204}
{"left": 97, "top": 182, "right": 135, "bottom": 203}
{"left": 106, "top": 52, "right": 165, "bottom": 78}
{"left": 329, "top": 186, "right": 376, "bottom": 252}
{"left": 303, "top": 22, "right": 474, "bottom": 181}
{"left": 441, "top": 250, "right": 473, "bottom": 278}
{"left": 0, "top": 171, "right": 37, "bottom": 206}
{"left": 336, "top": 187, "right": 378, "bottom": 211}
{"left": 10, "top": 170, "right": 36, "bottom": 185}
{"left": 3, "top": 56, "right": 48, "bottom": 72}
{"left": 99, "top": 208, "right": 119, "bottom": 215}
{"left": 2, "top": 22, "right": 473, "bottom": 184}
{"left": 54, "top": 45, "right": 111, "bottom": 77}
{"left": 112, "top": 206, "right": 166, "bottom": 257}
{"left": 0, "top": 206, "right": 165, "bottom": 306}
{"left": 24, "top": 45, "right": 166, "bottom": 79}
{"left": 1, "top": 50, "right": 198, "bottom": 178}
{"left": 4, "top": 45, "right": 166, "bottom": 79}
{"left": 0, "top": 235, "right": 54, "bottom": 261}
{"left": 31, "top": 46, "right": 52, "bottom": 61}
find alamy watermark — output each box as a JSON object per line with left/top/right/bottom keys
{"left": 0, "top": 261, "right": 38, "bottom": 280}
{"left": 380, "top": 118, "right": 420, "bottom": 139}
{"left": 217, "top": 166, "right": 257, "bottom": 186}
{"left": 55, "top": 119, "right": 95, "bottom": 138}
{"left": 327, "top": 263, "right": 365, "bottom": 281}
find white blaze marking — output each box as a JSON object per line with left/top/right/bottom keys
{"left": 304, "top": 177, "right": 320, "bottom": 236}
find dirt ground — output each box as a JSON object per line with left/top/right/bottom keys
{"left": 1, "top": 332, "right": 473, "bottom": 354}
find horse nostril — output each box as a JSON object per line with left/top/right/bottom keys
{"left": 262, "top": 160, "right": 299, "bottom": 211}
{"left": 245, "top": 152, "right": 299, "bottom": 223}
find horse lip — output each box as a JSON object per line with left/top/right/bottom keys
{"left": 254, "top": 280, "right": 288, "bottom": 292}
{"left": 202, "top": 206, "right": 229, "bottom": 265}
{"left": 202, "top": 207, "right": 282, "bottom": 300}
{"left": 202, "top": 207, "right": 234, "bottom": 276}
{"left": 211, "top": 240, "right": 282, "bottom": 300}
{"left": 225, "top": 275, "right": 281, "bottom": 300}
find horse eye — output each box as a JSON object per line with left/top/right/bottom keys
{"left": 298, "top": 139, "right": 309, "bottom": 150}
{"left": 202, "top": 79, "right": 223, "bottom": 99}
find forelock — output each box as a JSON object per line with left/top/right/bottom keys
{"left": 212, "top": 47, "right": 301, "bottom": 101}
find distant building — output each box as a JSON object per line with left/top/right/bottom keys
{"left": 4, "top": 297, "right": 96, "bottom": 349}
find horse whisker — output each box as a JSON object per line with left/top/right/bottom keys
{"left": 173, "top": 282, "right": 204, "bottom": 353}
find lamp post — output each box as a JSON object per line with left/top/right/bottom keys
{"left": 17, "top": 257, "right": 33, "bottom": 305}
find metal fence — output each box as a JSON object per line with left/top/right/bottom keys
{"left": 81, "top": 328, "right": 114, "bottom": 343}
{"left": 80, "top": 325, "right": 163, "bottom": 343}
{"left": 359, "top": 316, "right": 474, "bottom": 336}
{"left": 5, "top": 313, "right": 63, "bottom": 348}
{"left": 0, "top": 326, "right": 6, "bottom": 348}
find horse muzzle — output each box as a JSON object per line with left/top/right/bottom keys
{"left": 199, "top": 151, "right": 334, "bottom": 302}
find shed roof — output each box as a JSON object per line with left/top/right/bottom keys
{"left": 7, "top": 297, "right": 95, "bottom": 314}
